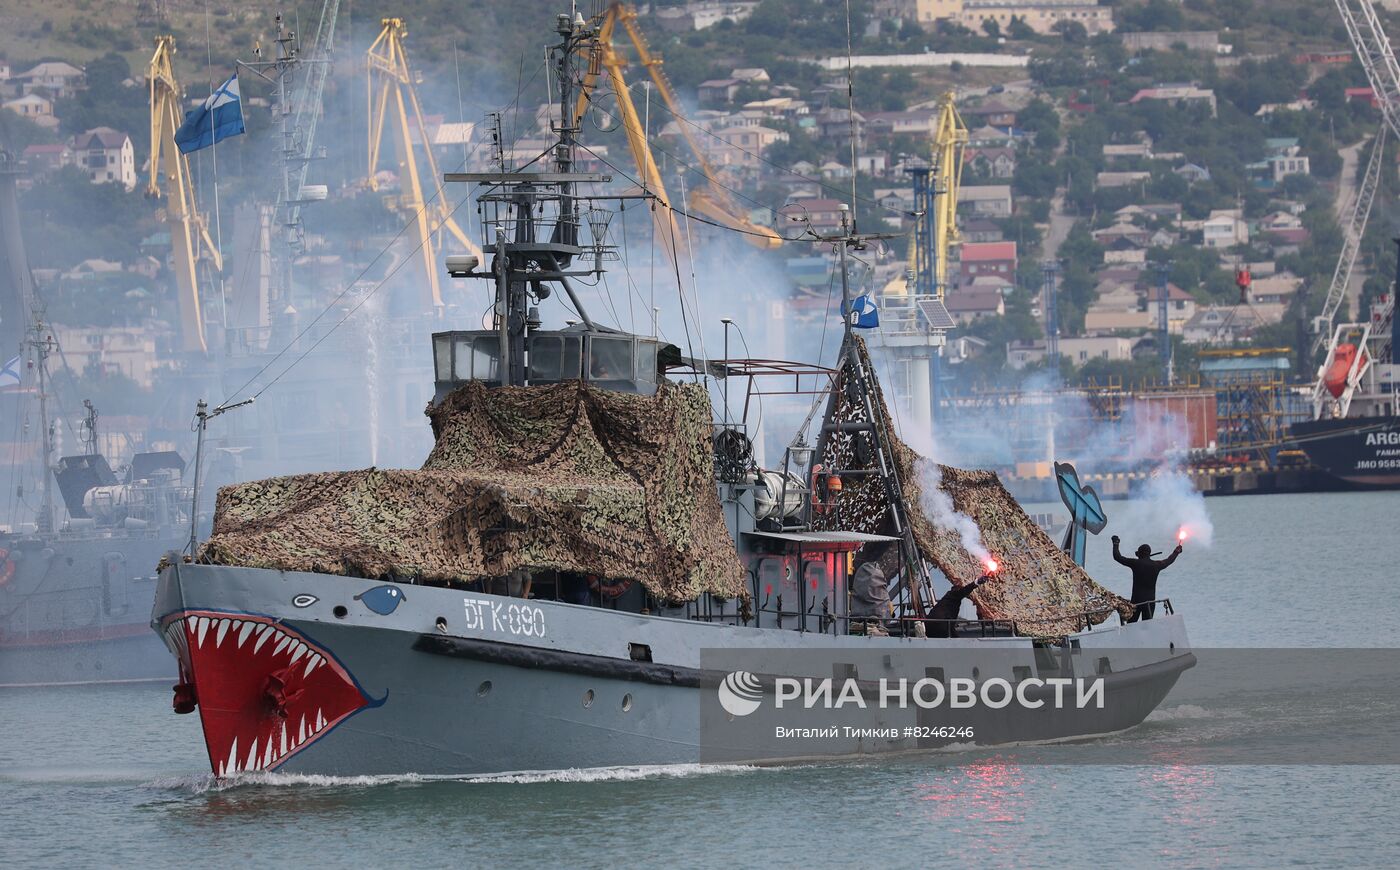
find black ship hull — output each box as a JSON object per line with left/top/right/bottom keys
{"left": 1291, "top": 416, "right": 1400, "bottom": 487}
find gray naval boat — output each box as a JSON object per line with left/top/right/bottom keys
{"left": 150, "top": 9, "right": 1194, "bottom": 777}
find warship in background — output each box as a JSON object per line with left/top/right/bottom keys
{"left": 0, "top": 151, "right": 193, "bottom": 686}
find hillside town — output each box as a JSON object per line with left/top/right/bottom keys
{"left": 0, "top": 0, "right": 1394, "bottom": 475}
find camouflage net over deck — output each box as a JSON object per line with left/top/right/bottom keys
{"left": 198, "top": 380, "right": 748, "bottom": 604}
{"left": 814, "top": 338, "right": 1133, "bottom": 636}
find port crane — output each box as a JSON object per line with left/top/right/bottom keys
{"left": 1316, "top": 0, "right": 1400, "bottom": 416}
{"left": 573, "top": 2, "right": 783, "bottom": 253}
{"left": 367, "top": 18, "right": 481, "bottom": 312}
{"left": 148, "top": 35, "right": 224, "bottom": 354}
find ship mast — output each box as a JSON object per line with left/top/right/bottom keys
{"left": 26, "top": 313, "right": 57, "bottom": 533}
{"left": 443, "top": 8, "right": 625, "bottom": 386}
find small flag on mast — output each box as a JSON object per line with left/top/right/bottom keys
{"left": 841, "top": 294, "right": 880, "bottom": 329}
{"left": 174, "top": 73, "right": 246, "bottom": 154}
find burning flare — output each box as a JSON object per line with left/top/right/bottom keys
{"left": 1177, "top": 527, "right": 1188, "bottom": 543}
{"left": 983, "top": 557, "right": 999, "bottom": 574}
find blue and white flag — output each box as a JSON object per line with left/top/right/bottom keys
{"left": 842, "top": 294, "right": 880, "bottom": 329}
{"left": 175, "top": 73, "right": 245, "bottom": 154}
{"left": 0, "top": 354, "right": 21, "bottom": 388}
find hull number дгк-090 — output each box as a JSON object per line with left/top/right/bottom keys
{"left": 462, "top": 596, "right": 547, "bottom": 637}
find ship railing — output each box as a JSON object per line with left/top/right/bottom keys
{"left": 710, "top": 599, "right": 1175, "bottom": 637}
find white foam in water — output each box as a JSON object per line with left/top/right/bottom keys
{"left": 1146, "top": 704, "right": 1216, "bottom": 721}
{"left": 151, "top": 763, "right": 758, "bottom": 793}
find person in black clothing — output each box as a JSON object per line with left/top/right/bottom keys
{"left": 1111, "top": 535, "right": 1182, "bottom": 621}
{"left": 925, "top": 575, "right": 993, "bottom": 638}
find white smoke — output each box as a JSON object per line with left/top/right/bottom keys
{"left": 917, "top": 459, "right": 990, "bottom": 563}
{"left": 1111, "top": 469, "right": 1215, "bottom": 550}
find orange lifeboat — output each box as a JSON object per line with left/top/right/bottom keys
{"left": 1325, "top": 344, "right": 1364, "bottom": 399}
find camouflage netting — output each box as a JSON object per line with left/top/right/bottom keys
{"left": 813, "top": 338, "right": 1133, "bottom": 636}
{"left": 198, "top": 380, "right": 748, "bottom": 603}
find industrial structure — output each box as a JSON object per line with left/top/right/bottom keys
{"left": 871, "top": 91, "right": 965, "bottom": 432}
{"left": 573, "top": 2, "right": 783, "bottom": 254}
{"left": 147, "top": 35, "right": 223, "bottom": 354}
{"left": 367, "top": 17, "right": 481, "bottom": 313}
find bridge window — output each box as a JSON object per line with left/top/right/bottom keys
{"left": 589, "top": 337, "right": 633, "bottom": 383}
{"left": 529, "top": 335, "right": 582, "bottom": 382}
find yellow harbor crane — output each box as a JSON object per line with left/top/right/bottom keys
{"left": 148, "top": 35, "right": 224, "bottom": 354}
{"left": 897, "top": 92, "right": 966, "bottom": 299}
{"left": 574, "top": 2, "right": 783, "bottom": 253}
{"left": 367, "top": 18, "right": 481, "bottom": 312}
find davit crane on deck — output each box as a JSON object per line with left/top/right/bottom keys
{"left": 148, "top": 35, "right": 224, "bottom": 354}
{"left": 367, "top": 18, "right": 481, "bottom": 313}
{"left": 1315, "top": 0, "right": 1400, "bottom": 416}
{"left": 573, "top": 2, "right": 783, "bottom": 253}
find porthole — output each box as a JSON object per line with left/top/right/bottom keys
{"left": 477, "top": 680, "right": 492, "bottom": 697}
{"left": 333, "top": 605, "right": 348, "bottom": 619}
{"left": 622, "top": 693, "right": 633, "bottom": 712}
{"left": 583, "top": 689, "right": 595, "bottom": 708}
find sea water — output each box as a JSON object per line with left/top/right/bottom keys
{"left": 2, "top": 491, "right": 1398, "bottom": 868}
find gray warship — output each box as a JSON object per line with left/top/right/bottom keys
{"left": 151, "top": 9, "right": 1195, "bottom": 777}
{"left": 0, "top": 152, "right": 194, "bottom": 686}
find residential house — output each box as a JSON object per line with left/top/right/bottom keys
{"left": 731, "top": 68, "right": 770, "bottom": 84}
{"left": 1248, "top": 271, "right": 1303, "bottom": 306}
{"left": 856, "top": 152, "right": 888, "bottom": 175}
{"left": 3, "top": 93, "right": 57, "bottom": 129}
{"left": 958, "top": 241, "right": 1017, "bottom": 286}
{"left": 945, "top": 287, "right": 1005, "bottom": 324}
{"left": 50, "top": 325, "right": 158, "bottom": 388}
{"left": 1183, "top": 305, "right": 1260, "bottom": 345}
{"left": 698, "top": 79, "right": 741, "bottom": 105}
{"left": 960, "top": 99, "right": 1018, "bottom": 129}
{"left": 1008, "top": 336, "right": 1135, "bottom": 370}
{"left": 957, "top": 2, "right": 1115, "bottom": 36}
{"left": 963, "top": 219, "right": 1004, "bottom": 243}
{"left": 956, "top": 184, "right": 1013, "bottom": 218}
{"left": 1248, "top": 137, "right": 1310, "bottom": 187}
{"left": 655, "top": 2, "right": 760, "bottom": 31}
{"left": 1096, "top": 170, "right": 1151, "bottom": 189}
{"left": 1103, "top": 238, "right": 1147, "bottom": 266}
{"left": 780, "top": 198, "right": 846, "bottom": 233}
{"left": 967, "top": 125, "right": 1017, "bottom": 147}
{"left": 1202, "top": 210, "right": 1249, "bottom": 249}
{"left": 965, "top": 146, "right": 1016, "bottom": 179}
{"left": 1085, "top": 281, "right": 1151, "bottom": 333}
{"left": 864, "top": 109, "right": 938, "bottom": 139}
{"left": 13, "top": 61, "right": 84, "bottom": 98}
{"left": 706, "top": 125, "right": 787, "bottom": 169}
{"left": 1260, "top": 210, "right": 1303, "bottom": 232}
{"left": 875, "top": 187, "right": 915, "bottom": 216}
{"left": 72, "top": 128, "right": 136, "bottom": 190}
{"left": 1146, "top": 282, "right": 1197, "bottom": 334}
{"left": 1262, "top": 226, "right": 1310, "bottom": 255}
{"left": 1092, "top": 222, "right": 1151, "bottom": 247}
{"left": 21, "top": 142, "right": 72, "bottom": 175}
{"left": 1102, "top": 142, "right": 1153, "bottom": 162}
{"left": 1129, "top": 84, "right": 1218, "bottom": 116}
{"left": 1121, "top": 31, "right": 1220, "bottom": 53}
{"left": 813, "top": 108, "right": 865, "bottom": 146}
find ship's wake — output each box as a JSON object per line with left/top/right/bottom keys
{"left": 151, "top": 763, "right": 761, "bottom": 793}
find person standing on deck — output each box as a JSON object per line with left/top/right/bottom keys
{"left": 1111, "top": 535, "right": 1182, "bottom": 621}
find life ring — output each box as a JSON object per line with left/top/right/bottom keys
{"left": 587, "top": 574, "right": 634, "bottom": 599}
{"left": 0, "top": 548, "right": 13, "bottom": 586}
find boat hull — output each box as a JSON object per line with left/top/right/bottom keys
{"left": 1291, "top": 416, "right": 1400, "bottom": 487}
{"left": 152, "top": 562, "right": 1195, "bottom": 776}
{"left": 1, "top": 534, "right": 179, "bottom": 686}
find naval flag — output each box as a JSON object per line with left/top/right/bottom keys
{"left": 0, "top": 354, "right": 21, "bottom": 388}
{"left": 175, "top": 73, "right": 246, "bottom": 154}
{"left": 841, "top": 294, "right": 880, "bottom": 329}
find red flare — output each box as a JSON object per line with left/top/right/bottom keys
{"left": 984, "top": 558, "right": 999, "bottom": 574}
{"left": 1177, "top": 528, "right": 1188, "bottom": 543}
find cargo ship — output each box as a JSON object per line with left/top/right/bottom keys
{"left": 1290, "top": 269, "right": 1398, "bottom": 487}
